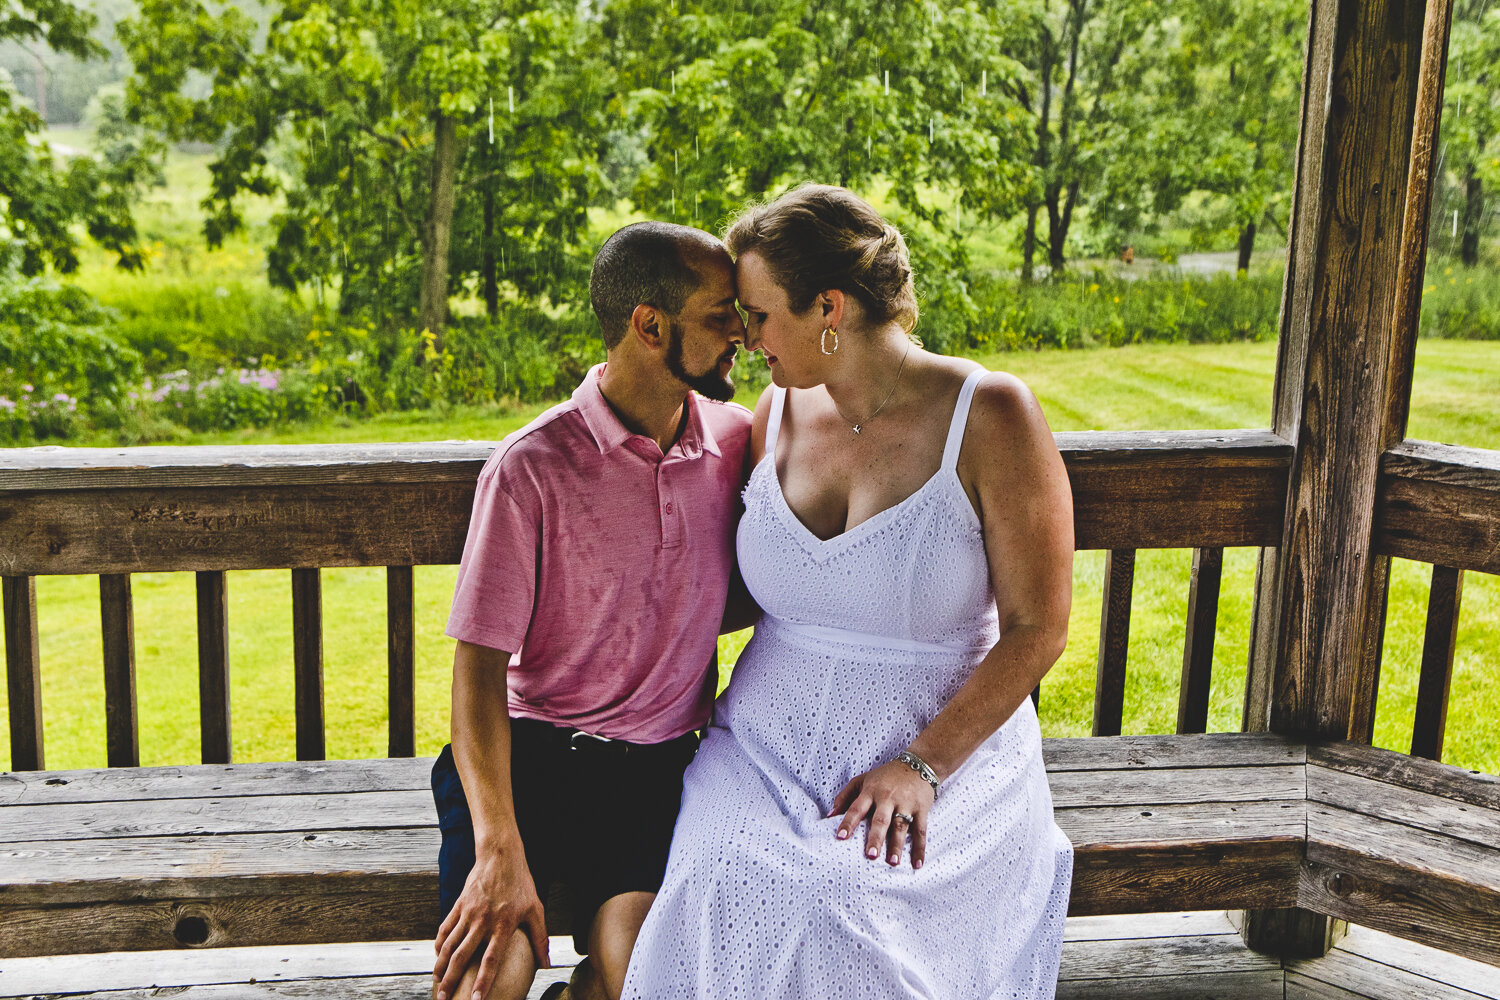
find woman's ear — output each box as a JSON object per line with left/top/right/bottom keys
{"left": 820, "top": 289, "right": 845, "bottom": 330}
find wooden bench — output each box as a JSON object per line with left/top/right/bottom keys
{"left": 5, "top": 732, "right": 1495, "bottom": 970}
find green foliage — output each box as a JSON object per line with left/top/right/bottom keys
{"left": 970, "top": 269, "right": 1284, "bottom": 352}
{"left": 1437, "top": 1, "right": 1500, "bottom": 265}
{"left": 1420, "top": 260, "right": 1500, "bottom": 340}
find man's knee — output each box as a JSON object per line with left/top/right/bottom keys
{"left": 433, "top": 929, "right": 539, "bottom": 1000}
{"left": 585, "top": 891, "right": 655, "bottom": 1000}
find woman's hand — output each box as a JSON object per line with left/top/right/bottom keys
{"left": 829, "top": 761, "right": 935, "bottom": 869}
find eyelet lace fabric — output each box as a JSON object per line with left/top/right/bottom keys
{"left": 623, "top": 370, "right": 1073, "bottom": 999}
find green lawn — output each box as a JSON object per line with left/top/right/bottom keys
{"left": 3, "top": 339, "right": 1497, "bottom": 773}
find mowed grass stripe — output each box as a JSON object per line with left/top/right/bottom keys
{"left": 3, "top": 341, "right": 1497, "bottom": 773}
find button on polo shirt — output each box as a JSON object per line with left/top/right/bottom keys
{"left": 446, "top": 364, "right": 753, "bottom": 744}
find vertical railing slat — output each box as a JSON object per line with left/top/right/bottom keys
{"left": 1093, "top": 549, "right": 1135, "bottom": 737}
{"left": 387, "top": 566, "right": 416, "bottom": 758}
{"left": 1411, "top": 564, "right": 1464, "bottom": 761}
{"left": 99, "top": 574, "right": 140, "bottom": 767}
{"left": 196, "top": 571, "right": 232, "bottom": 764}
{"left": 3, "top": 575, "right": 44, "bottom": 771}
{"left": 1177, "top": 547, "right": 1223, "bottom": 735}
{"left": 292, "top": 568, "right": 325, "bottom": 761}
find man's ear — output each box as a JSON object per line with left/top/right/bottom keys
{"left": 630, "top": 303, "right": 667, "bottom": 349}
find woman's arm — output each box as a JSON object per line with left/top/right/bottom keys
{"left": 831, "top": 371, "right": 1073, "bottom": 869}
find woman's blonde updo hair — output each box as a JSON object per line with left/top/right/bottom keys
{"left": 725, "top": 184, "right": 918, "bottom": 334}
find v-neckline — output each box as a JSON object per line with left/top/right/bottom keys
{"left": 761, "top": 452, "right": 956, "bottom": 552}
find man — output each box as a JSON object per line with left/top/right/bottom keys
{"left": 431, "top": 221, "right": 754, "bottom": 1000}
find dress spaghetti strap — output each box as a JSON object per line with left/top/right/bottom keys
{"left": 941, "top": 369, "right": 987, "bottom": 471}
{"left": 764, "top": 384, "right": 787, "bottom": 460}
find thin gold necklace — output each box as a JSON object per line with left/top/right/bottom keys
{"left": 833, "top": 340, "right": 913, "bottom": 435}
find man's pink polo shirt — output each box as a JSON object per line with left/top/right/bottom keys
{"left": 446, "top": 364, "right": 753, "bottom": 744}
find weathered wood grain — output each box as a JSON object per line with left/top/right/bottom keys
{"left": 1412, "top": 565, "right": 1463, "bottom": 761}
{"left": 1376, "top": 476, "right": 1500, "bottom": 575}
{"left": 0, "top": 757, "right": 435, "bottom": 807}
{"left": 2, "top": 789, "right": 435, "bottom": 843}
{"left": 1042, "top": 733, "right": 1306, "bottom": 772}
{"left": 1308, "top": 740, "right": 1500, "bottom": 811}
{"left": 2, "top": 575, "right": 43, "bottom": 771}
{"left": 196, "top": 571, "right": 232, "bottom": 765}
{"left": 291, "top": 569, "right": 324, "bottom": 762}
{"left": 1059, "top": 920, "right": 1283, "bottom": 978}
{"left": 1286, "top": 940, "right": 1496, "bottom": 1000}
{"left": 1050, "top": 765, "right": 1305, "bottom": 808}
{"left": 1058, "top": 800, "right": 1306, "bottom": 848}
{"left": 0, "top": 433, "right": 1293, "bottom": 578}
{"left": 1068, "top": 837, "right": 1303, "bottom": 915}
{"left": 1332, "top": 923, "right": 1500, "bottom": 998}
{"left": 386, "top": 567, "right": 416, "bottom": 759}
{"left": 1303, "top": 807, "right": 1500, "bottom": 965}
{"left": 1283, "top": 972, "right": 1379, "bottom": 1000}
{"left": 1307, "top": 764, "right": 1500, "bottom": 851}
{"left": 99, "top": 574, "right": 139, "bottom": 768}
{"left": 1093, "top": 549, "right": 1135, "bottom": 738}
{"left": 1060, "top": 971, "right": 1285, "bottom": 1000}
{"left": 0, "top": 481, "right": 479, "bottom": 575}
{"left": 0, "top": 442, "right": 494, "bottom": 492}
{"left": 0, "top": 887, "right": 441, "bottom": 958}
{"left": 1059, "top": 431, "right": 1291, "bottom": 550}
{"left": 1178, "top": 547, "right": 1222, "bottom": 734}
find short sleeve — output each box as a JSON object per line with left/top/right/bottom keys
{"left": 445, "top": 472, "right": 539, "bottom": 654}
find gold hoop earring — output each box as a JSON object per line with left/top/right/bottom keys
{"left": 820, "top": 328, "right": 839, "bottom": 355}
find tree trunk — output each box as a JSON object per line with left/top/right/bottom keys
{"left": 1046, "top": 186, "right": 1069, "bottom": 274}
{"left": 1022, "top": 203, "right": 1039, "bottom": 284}
{"left": 1237, "top": 220, "right": 1258, "bottom": 273}
{"left": 418, "top": 111, "right": 458, "bottom": 340}
{"left": 1460, "top": 165, "right": 1482, "bottom": 268}
{"left": 482, "top": 145, "right": 498, "bottom": 318}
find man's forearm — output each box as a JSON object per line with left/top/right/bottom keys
{"left": 450, "top": 640, "right": 524, "bottom": 855}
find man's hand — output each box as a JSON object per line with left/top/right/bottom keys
{"left": 433, "top": 845, "right": 549, "bottom": 1000}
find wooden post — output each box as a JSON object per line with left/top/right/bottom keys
{"left": 1411, "top": 564, "right": 1463, "bottom": 761}
{"left": 99, "top": 574, "right": 139, "bottom": 768}
{"left": 1241, "top": 0, "right": 1446, "bottom": 958}
{"left": 292, "top": 568, "right": 325, "bottom": 761}
{"left": 196, "top": 571, "right": 232, "bottom": 764}
{"left": 1092, "top": 549, "right": 1135, "bottom": 738}
{"left": 386, "top": 566, "right": 416, "bottom": 758}
{"left": 3, "top": 576, "right": 43, "bottom": 771}
{"left": 1178, "top": 548, "right": 1222, "bottom": 734}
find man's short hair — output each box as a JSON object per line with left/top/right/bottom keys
{"left": 589, "top": 222, "right": 724, "bottom": 349}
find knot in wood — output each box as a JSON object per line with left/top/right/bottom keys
{"left": 1327, "top": 869, "right": 1354, "bottom": 897}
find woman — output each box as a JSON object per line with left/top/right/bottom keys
{"left": 623, "top": 185, "right": 1075, "bottom": 999}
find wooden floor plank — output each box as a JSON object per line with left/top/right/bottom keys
{"left": 1286, "top": 948, "right": 1495, "bottom": 1000}
{"left": 1045, "top": 733, "right": 1306, "bottom": 772}
{"left": 1062, "top": 910, "right": 1240, "bottom": 942}
{"left": 1061, "top": 970, "right": 1285, "bottom": 999}
{"left": 1331, "top": 925, "right": 1500, "bottom": 999}
{"left": 1309, "top": 763, "right": 1500, "bottom": 850}
{"left": 2, "top": 789, "right": 435, "bottom": 842}
{"left": 0, "top": 757, "right": 436, "bottom": 807}
{"left": 1051, "top": 764, "right": 1305, "bottom": 806}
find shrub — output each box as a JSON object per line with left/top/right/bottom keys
{"left": 1420, "top": 262, "right": 1500, "bottom": 340}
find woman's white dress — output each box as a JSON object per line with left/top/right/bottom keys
{"left": 623, "top": 369, "right": 1073, "bottom": 999}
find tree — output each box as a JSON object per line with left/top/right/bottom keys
{"left": 1441, "top": 0, "right": 1500, "bottom": 267}
{"left": 998, "top": 0, "right": 1155, "bottom": 280}
{"left": 1091, "top": 0, "right": 1304, "bottom": 273}
{"left": 122, "top": 0, "right": 610, "bottom": 335}
{"left": 0, "top": 0, "right": 146, "bottom": 275}
{"left": 609, "top": 2, "right": 1029, "bottom": 239}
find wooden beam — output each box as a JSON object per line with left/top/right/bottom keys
{"left": 1178, "top": 547, "right": 1222, "bottom": 735}
{"left": 1377, "top": 442, "right": 1500, "bottom": 575}
{"left": 1241, "top": 0, "right": 1436, "bottom": 959}
{"left": 1411, "top": 565, "right": 1462, "bottom": 762}
{"left": 292, "top": 568, "right": 325, "bottom": 762}
{"left": 0, "top": 432, "right": 1293, "bottom": 577}
{"left": 195, "top": 571, "right": 231, "bottom": 765}
{"left": 99, "top": 574, "right": 139, "bottom": 768}
{"left": 3, "top": 575, "right": 43, "bottom": 771}
{"left": 386, "top": 566, "right": 416, "bottom": 759}
{"left": 1093, "top": 550, "right": 1135, "bottom": 738}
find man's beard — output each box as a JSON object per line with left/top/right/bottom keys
{"left": 665, "top": 325, "right": 737, "bottom": 402}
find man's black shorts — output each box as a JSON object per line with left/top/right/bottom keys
{"left": 432, "top": 718, "right": 697, "bottom": 954}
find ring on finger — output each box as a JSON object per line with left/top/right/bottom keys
{"left": 893, "top": 812, "right": 914, "bottom": 825}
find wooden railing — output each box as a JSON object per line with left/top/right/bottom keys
{"left": 2, "top": 430, "right": 1496, "bottom": 774}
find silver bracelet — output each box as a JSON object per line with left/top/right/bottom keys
{"left": 895, "top": 750, "right": 940, "bottom": 799}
